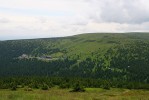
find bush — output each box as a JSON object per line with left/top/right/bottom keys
{"left": 102, "top": 80, "right": 110, "bottom": 90}
{"left": 41, "top": 83, "right": 49, "bottom": 90}
{"left": 59, "top": 83, "right": 70, "bottom": 89}
{"left": 24, "top": 87, "right": 33, "bottom": 91}
{"left": 10, "top": 82, "right": 17, "bottom": 91}
{"left": 28, "top": 83, "right": 39, "bottom": 89}
{"left": 11, "top": 86, "right": 17, "bottom": 91}
{"left": 70, "top": 82, "right": 85, "bottom": 92}
{"left": 47, "top": 82, "right": 54, "bottom": 88}
{"left": 0, "top": 83, "right": 10, "bottom": 89}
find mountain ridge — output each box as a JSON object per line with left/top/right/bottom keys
{"left": 2, "top": 32, "right": 149, "bottom": 41}
{"left": 0, "top": 33, "right": 149, "bottom": 83}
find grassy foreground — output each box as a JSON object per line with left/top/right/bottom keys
{"left": 0, "top": 88, "right": 149, "bottom": 100}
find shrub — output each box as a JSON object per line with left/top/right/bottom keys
{"left": 11, "top": 86, "right": 17, "bottom": 91}
{"left": 47, "top": 82, "right": 54, "bottom": 88}
{"left": 10, "top": 82, "right": 17, "bottom": 91}
{"left": 70, "top": 82, "right": 85, "bottom": 92}
{"left": 41, "top": 83, "right": 49, "bottom": 90}
{"left": 24, "top": 87, "right": 33, "bottom": 91}
{"left": 28, "top": 83, "right": 39, "bottom": 89}
{"left": 59, "top": 83, "right": 70, "bottom": 89}
{"left": 102, "top": 80, "right": 110, "bottom": 90}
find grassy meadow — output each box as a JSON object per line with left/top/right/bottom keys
{"left": 0, "top": 88, "right": 149, "bottom": 100}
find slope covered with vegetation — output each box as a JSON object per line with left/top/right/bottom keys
{"left": 0, "top": 33, "right": 149, "bottom": 84}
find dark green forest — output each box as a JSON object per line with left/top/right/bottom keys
{"left": 0, "top": 33, "right": 149, "bottom": 90}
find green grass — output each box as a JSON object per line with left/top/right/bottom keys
{"left": 0, "top": 88, "right": 149, "bottom": 100}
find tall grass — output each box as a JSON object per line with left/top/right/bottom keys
{"left": 0, "top": 88, "right": 149, "bottom": 100}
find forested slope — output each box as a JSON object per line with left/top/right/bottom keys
{"left": 0, "top": 33, "right": 149, "bottom": 83}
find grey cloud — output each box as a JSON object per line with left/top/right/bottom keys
{"left": 0, "top": 17, "right": 10, "bottom": 23}
{"left": 37, "top": 17, "right": 48, "bottom": 23}
{"left": 117, "top": 22, "right": 149, "bottom": 32}
{"left": 70, "top": 17, "right": 89, "bottom": 26}
{"left": 90, "top": 0, "right": 149, "bottom": 24}
{"left": 1, "top": 0, "right": 149, "bottom": 40}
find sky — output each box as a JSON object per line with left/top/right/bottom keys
{"left": 0, "top": 0, "right": 149, "bottom": 40}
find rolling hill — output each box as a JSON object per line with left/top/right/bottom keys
{"left": 0, "top": 33, "right": 149, "bottom": 83}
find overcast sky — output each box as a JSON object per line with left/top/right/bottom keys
{"left": 0, "top": 0, "right": 149, "bottom": 40}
